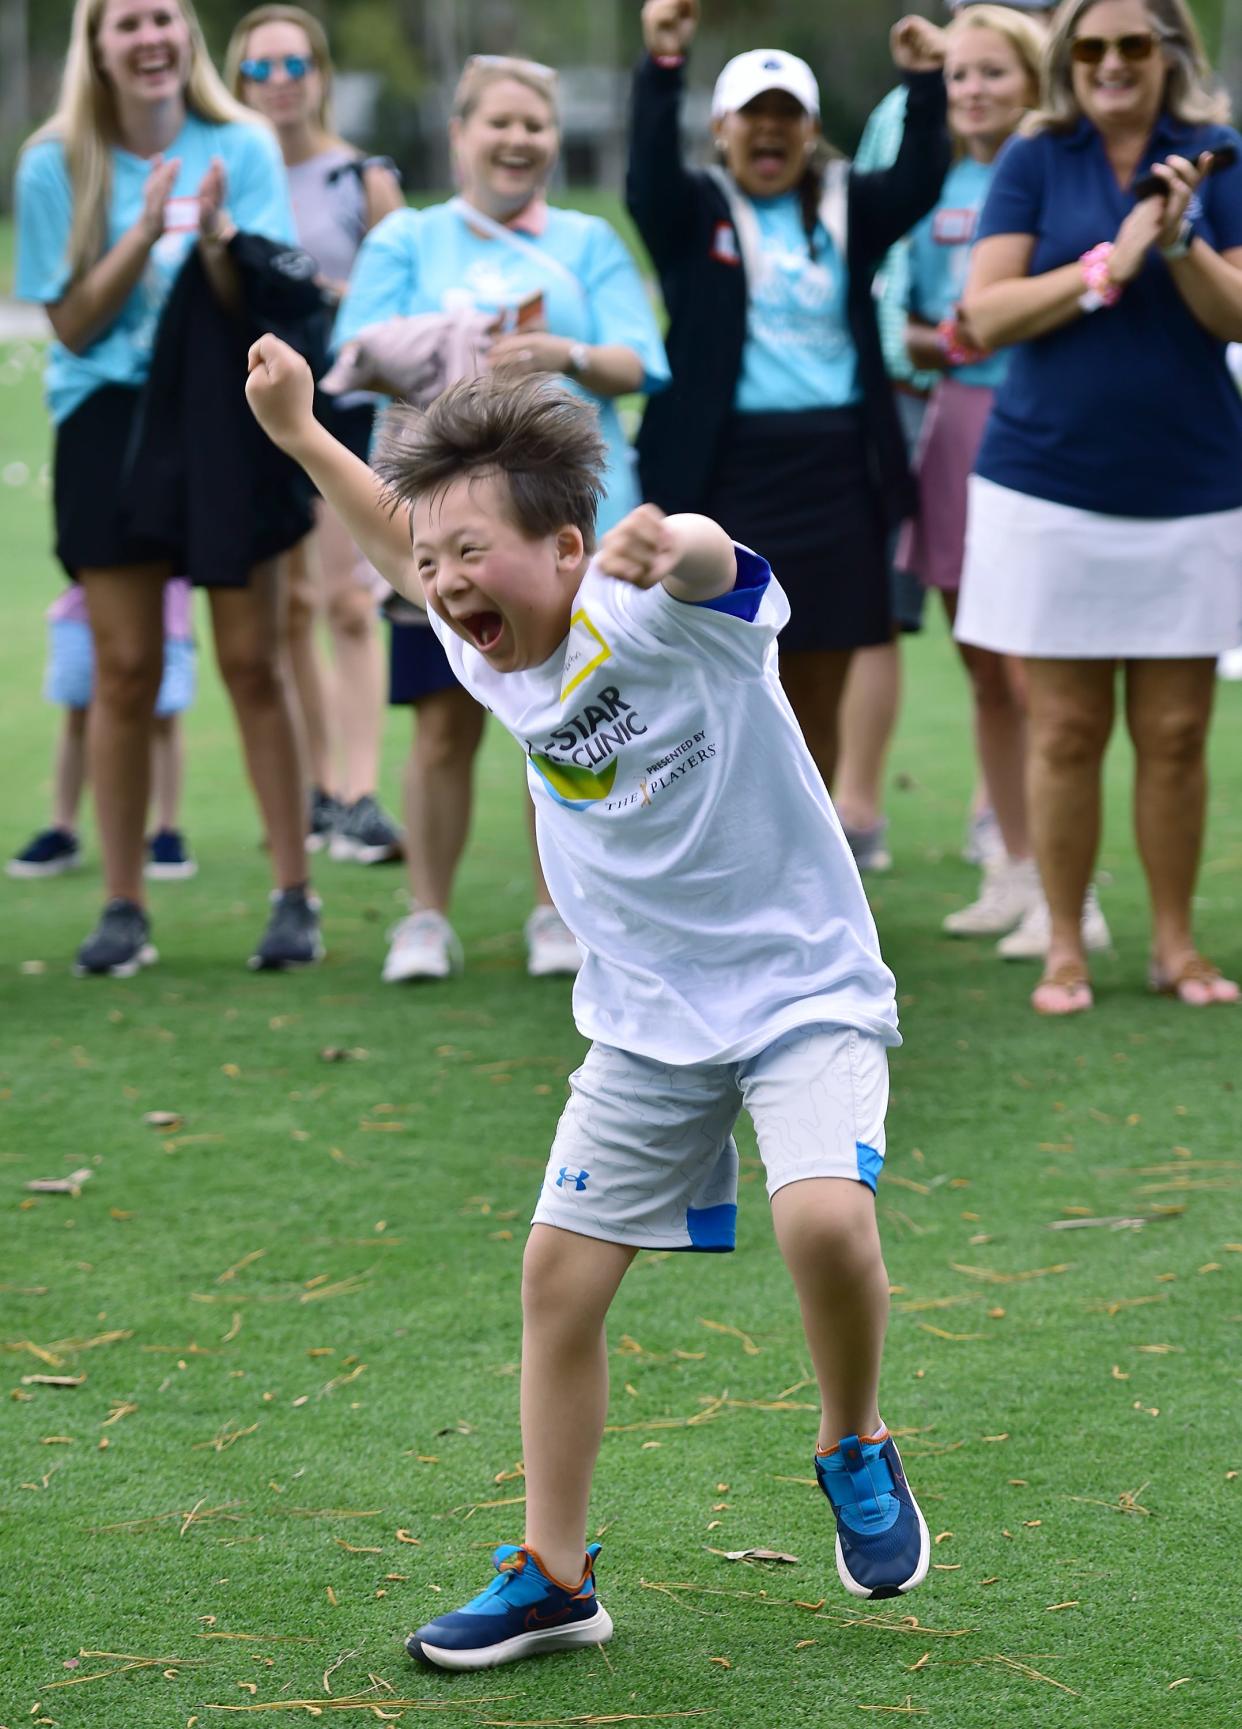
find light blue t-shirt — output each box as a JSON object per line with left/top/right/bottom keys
{"left": 907, "top": 155, "right": 1007, "bottom": 391}
{"left": 733, "top": 193, "right": 859, "bottom": 414}
{"left": 16, "top": 114, "right": 297, "bottom": 424}
{"left": 334, "top": 201, "right": 670, "bottom": 534}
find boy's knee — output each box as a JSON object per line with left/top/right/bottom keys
{"left": 521, "top": 1227, "right": 572, "bottom": 1318}
{"left": 776, "top": 1178, "right": 882, "bottom": 1263}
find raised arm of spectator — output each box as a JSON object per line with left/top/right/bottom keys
{"left": 850, "top": 19, "right": 951, "bottom": 263}
{"left": 627, "top": 0, "right": 702, "bottom": 269}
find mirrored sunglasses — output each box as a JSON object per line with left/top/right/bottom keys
{"left": 1069, "top": 33, "right": 1161, "bottom": 66}
{"left": 240, "top": 54, "right": 312, "bottom": 83}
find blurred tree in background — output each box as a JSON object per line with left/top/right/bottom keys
{"left": 2, "top": 0, "right": 1239, "bottom": 207}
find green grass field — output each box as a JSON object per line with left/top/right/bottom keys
{"left": 1, "top": 335, "right": 1240, "bottom": 1729}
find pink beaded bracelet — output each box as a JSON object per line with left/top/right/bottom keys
{"left": 935, "top": 316, "right": 988, "bottom": 368}
{"left": 1079, "top": 242, "right": 1124, "bottom": 306}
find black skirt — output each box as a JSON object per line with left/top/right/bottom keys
{"left": 388, "top": 615, "right": 459, "bottom": 706}
{"left": 701, "top": 407, "right": 890, "bottom": 653}
{"left": 53, "top": 386, "right": 174, "bottom": 579}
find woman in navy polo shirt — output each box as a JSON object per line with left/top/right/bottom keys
{"left": 958, "top": 0, "right": 1242, "bottom": 1015}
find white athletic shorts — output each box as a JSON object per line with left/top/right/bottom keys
{"left": 531, "top": 1024, "right": 889, "bottom": 1253}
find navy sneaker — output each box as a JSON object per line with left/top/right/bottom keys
{"left": 145, "top": 828, "right": 197, "bottom": 881}
{"left": 406, "top": 1543, "right": 612, "bottom": 1672}
{"left": 7, "top": 827, "right": 82, "bottom": 879}
{"left": 248, "top": 886, "right": 324, "bottom": 971}
{"left": 73, "top": 898, "right": 158, "bottom": 978}
{"left": 816, "top": 1430, "right": 930, "bottom": 1600}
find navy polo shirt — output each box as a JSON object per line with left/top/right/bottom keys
{"left": 974, "top": 114, "right": 1242, "bottom": 518}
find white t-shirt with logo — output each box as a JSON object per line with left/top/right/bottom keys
{"left": 426, "top": 546, "right": 899, "bottom": 1066}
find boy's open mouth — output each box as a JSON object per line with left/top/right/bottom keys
{"left": 460, "top": 610, "right": 504, "bottom": 652}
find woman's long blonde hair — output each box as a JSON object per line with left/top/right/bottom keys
{"left": 946, "top": 3, "right": 1047, "bottom": 151}
{"left": 24, "top": 0, "right": 260, "bottom": 284}
{"left": 1025, "top": 0, "right": 1229, "bottom": 134}
{"left": 225, "top": 4, "right": 344, "bottom": 146}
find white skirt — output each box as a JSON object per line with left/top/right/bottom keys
{"left": 955, "top": 476, "right": 1242, "bottom": 658}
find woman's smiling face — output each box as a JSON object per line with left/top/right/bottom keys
{"left": 946, "top": 27, "right": 1036, "bottom": 156}
{"left": 451, "top": 77, "right": 559, "bottom": 218}
{"left": 95, "top": 0, "right": 192, "bottom": 110}
{"left": 1070, "top": 0, "right": 1169, "bottom": 132}
{"left": 239, "top": 18, "right": 323, "bottom": 133}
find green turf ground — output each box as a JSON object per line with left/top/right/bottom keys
{"left": 1, "top": 337, "right": 1240, "bottom": 1729}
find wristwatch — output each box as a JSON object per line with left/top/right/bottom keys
{"left": 565, "top": 342, "right": 590, "bottom": 378}
{"left": 1161, "top": 218, "right": 1195, "bottom": 261}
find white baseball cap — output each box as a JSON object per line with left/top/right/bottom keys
{"left": 711, "top": 49, "right": 820, "bottom": 121}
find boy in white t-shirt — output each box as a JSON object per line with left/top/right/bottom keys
{"left": 245, "top": 334, "right": 928, "bottom": 1671}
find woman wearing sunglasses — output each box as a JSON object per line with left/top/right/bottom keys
{"left": 958, "top": 0, "right": 1242, "bottom": 1014}
{"left": 331, "top": 54, "right": 670, "bottom": 985}
{"left": 227, "top": 6, "right": 406, "bottom": 871}
{"left": 13, "top": 0, "right": 319, "bottom": 975}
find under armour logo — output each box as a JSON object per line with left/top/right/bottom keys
{"left": 556, "top": 1166, "right": 590, "bottom": 1192}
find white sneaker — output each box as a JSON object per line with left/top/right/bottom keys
{"left": 997, "top": 884, "right": 1112, "bottom": 960}
{"left": 525, "top": 906, "right": 582, "bottom": 977}
{"left": 381, "top": 909, "right": 462, "bottom": 982}
{"left": 942, "top": 856, "right": 1041, "bottom": 937}
{"left": 1217, "top": 646, "right": 1242, "bottom": 681}
{"left": 961, "top": 807, "right": 1005, "bottom": 868}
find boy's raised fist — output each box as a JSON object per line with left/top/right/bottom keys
{"left": 245, "top": 333, "right": 316, "bottom": 453}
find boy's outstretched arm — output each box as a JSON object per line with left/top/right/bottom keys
{"left": 245, "top": 334, "right": 423, "bottom": 604}
{"left": 596, "top": 506, "right": 736, "bottom": 604}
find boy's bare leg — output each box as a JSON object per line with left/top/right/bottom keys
{"left": 53, "top": 707, "right": 90, "bottom": 833}
{"left": 770, "top": 1178, "right": 889, "bottom": 1446}
{"left": 521, "top": 1224, "right": 635, "bottom": 1583}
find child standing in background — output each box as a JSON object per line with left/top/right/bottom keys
{"left": 9, "top": 579, "right": 197, "bottom": 885}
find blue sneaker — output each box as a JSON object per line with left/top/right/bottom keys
{"left": 7, "top": 827, "right": 81, "bottom": 879}
{"left": 816, "top": 1430, "right": 930, "bottom": 1600}
{"left": 406, "top": 1543, "right": 612, "bottom": 1672}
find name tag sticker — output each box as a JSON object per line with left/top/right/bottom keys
{"left": 162, "top": 196, "right": 201, "bottom": 235}
{"left": 710, "top": 222, "right": 741, "bottom": 266}
{"left": 933, "top": 208, "right": 977, "bottom": 247}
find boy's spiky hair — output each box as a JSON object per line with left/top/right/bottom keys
{"left": 372, "top": 373, "right": 607, "bottom": 552}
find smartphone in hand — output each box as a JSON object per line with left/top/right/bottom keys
{"left": 1132, "top": 143, "right": 1238, "bottom": 202}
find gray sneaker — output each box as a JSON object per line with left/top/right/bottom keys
{"left": 249, "top": 887, "right": 324, "bottom": 971}
{"left": 329, "top": 794, "right": 404, "bottom": 865}
{"left": 306, "top": 787, "right": 342, "bottom": 854}
{"left": 842, "top": 818, "right": 892, "bottom": 874}
{"left": 73, "top": 899, "right": 158, "bottom": 977}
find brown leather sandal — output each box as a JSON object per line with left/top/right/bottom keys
{"left": 1031, "top": 962, "right": 1094, "bottom": 1017}
{"left": 1147, "top": 955, "right": 1239, "bottom": 1006}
